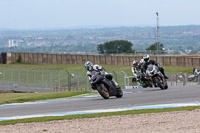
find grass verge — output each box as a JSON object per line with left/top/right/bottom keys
{"left": 0, "top": 64, "right": 194, "bottom": 75}
{"left": 0, "top": 106, "right": 200, "bottom": 125}
{"left": 163, "top": 66, "right": 194, "bottom": 74}
{"left": 0, "top": 91, "right": 90, "bottom": 105}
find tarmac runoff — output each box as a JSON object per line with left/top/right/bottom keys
{"left": 0, "top": 102, "right": 200, "bottom": 122}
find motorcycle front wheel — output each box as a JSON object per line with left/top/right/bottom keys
{"left": 116, "top": 88, "right": 123, "bottom": 98}
{"left": 154, "top": 77, "right": 165, "bottom": 90}
{"left": 164, "top": 81, "right": 168, "bottom": 89}
{"left": 97, "top": 84, "right": 110, "bottom": 99}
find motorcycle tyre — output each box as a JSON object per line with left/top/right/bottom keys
{"left": 164, "top": 83, "right": 168, "bottom": 89}
{"left": 116, "top": 87, "right": 123, "bottom": 98}
{"left": 154, "top": 78, "right": 165, "bottom": 90}
{"left": 97, "top": 84, "right": 110, "bottom": 99}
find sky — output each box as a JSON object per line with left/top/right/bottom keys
{"left": 0, "top": 0, "right": 200, "bottom": 30}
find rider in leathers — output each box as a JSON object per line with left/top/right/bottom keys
{"left": 141, "top": 54, "right": 168, "bottom": 79}
{"left": 84, "top": 61, "right": 120, "bottom": 89}
{"left": 131, "top": 60, "right": 144, "bottom": 82}
{"left": 131, "top": 60, "right": 140, "bottom": 78}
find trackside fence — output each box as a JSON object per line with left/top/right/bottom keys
{"left": 0, "top": 68, "right": 199, "bottom": 93}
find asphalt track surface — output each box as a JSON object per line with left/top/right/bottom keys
{"left": 0, "top": 85, "right": 200, "bottom": 118}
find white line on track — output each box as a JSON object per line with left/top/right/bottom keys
{"left": 0, "top": 94, "right": 100, "bottom": 107}
{"left": 0, "top": 101, "right": 200, "bottom": 122}
{"left": 0, "top": 90, "right": 133, "bottom": 108}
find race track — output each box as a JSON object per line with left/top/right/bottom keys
{"left": 0, "top": 85, "right": 200, "bottom": 120}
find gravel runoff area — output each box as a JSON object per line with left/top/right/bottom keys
{"left": 0, "top": 109, "right": 200, "bottom": 133}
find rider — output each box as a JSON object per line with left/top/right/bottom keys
{"left": 131, "top": 60, "right": 140, "bottom": 82}
{"left": 84, "top": 61, "right": 120, "bottom": 89}
{"left": 131, "top": 60, "right": 140, "bottom": 78}
{"left": 141, "top": 54, "right": 169, "bottom": 79}
{"left": 131, "top": 59, "right": 149, "bottom": 87}
{"left": 138, "top": 59, "right": 145, "bottom": 70}
{"left": 132, "top": 59, "right": 145, "bottom": 77}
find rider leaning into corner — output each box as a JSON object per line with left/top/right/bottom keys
{"left": 141, "top": 54, "right": 169, "bottom": 79}
{"left": 84, "top": 61, "right": 121, "bottom": 89}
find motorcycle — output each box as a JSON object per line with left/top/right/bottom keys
{"left": 145, "top": 64, "right": 168, "bottom": 90}
{"left": 90, "top": 71, "right": 123, "bottom": 99}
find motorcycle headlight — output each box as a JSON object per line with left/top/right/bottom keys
{"left": 148, "top": 70, "right": 153, "bottom": 76}
{"left": 147, "top": 71, "right": 152, "bottom": 77}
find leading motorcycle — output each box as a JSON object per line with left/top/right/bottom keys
{"left": 90, "top": 71, "right": 123, "bottom": 99}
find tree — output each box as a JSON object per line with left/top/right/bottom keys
{"left": 146, "top": 43, "right": 164, "bottom": 51}
{"left": 97, "top": 44, "right": 104, "bottom": 54}
{"left": 97, "top": 40, "right": 134, "bottom": 54}
{"left": 146, "top": 43, "right": 165, "bottom": 54}
{"left": 16, "top": 53, "right": 22, "bottom": 63}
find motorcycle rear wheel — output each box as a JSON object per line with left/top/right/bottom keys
{"left": 97, "top": 84, "right": 110, "bottom": 99}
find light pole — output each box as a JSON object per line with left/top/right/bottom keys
{"left": 156, "top": 12, "right": 160, "bottom": 55}
{"left": 156, "top": 12, "right": 160, "bottom": 63}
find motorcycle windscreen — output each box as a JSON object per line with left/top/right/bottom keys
{"left": 146, "top": 65, "right": 157, "bottom": 76}
{"left": 147, "top": 64, "right": 154, "bottom": 71}
{"left": 91, "top": 71, "right": 104, "bottom": 84}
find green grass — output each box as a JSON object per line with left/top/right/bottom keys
{"left": 0, "top": 105, "right": 200, "bottom": 125}
{"left": 0, "top": 91, "right": 90, "bottom": 105}
{"left": 0, "top": 64, "right": 84, "bottom": 71}
{"left": 0, "top": 64, "right": 193, "bottom": 75}
{"left": 163, "top": 66, "right": 194, "bottom": 74}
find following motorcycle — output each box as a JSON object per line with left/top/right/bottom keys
{"left": 90, "top": 71, "right": 123, "bottom": 99}
{"left": 144, "top": 64, "right": 168, "bottom": 90}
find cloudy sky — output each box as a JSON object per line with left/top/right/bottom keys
{"left": 0, "top": 0, "right": 199, "bottom": 29}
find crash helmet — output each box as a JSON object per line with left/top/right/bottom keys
{"left": 84, "top": 61, "right": 93, "bottom": 71}
{"left": 143, "top": 54, "right": 150, "bottom": 62}
{"left": 132, "top": 60, "right": 138, "bottom": 67}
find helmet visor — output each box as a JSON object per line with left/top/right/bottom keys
{"left": 133, "top": 63, "right": 137, "bottom": 67}
{"left": 144, "top": 58, "right": 149, "bottom": 62}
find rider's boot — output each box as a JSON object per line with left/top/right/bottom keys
{"left": 111, "top": 80, "right": 120, "bottom": 89}
{"left": 164, "top": 75, "right": 169, "bottom": 79}
{"left": 159, "top": 67, "right": 169, "bottom": 79}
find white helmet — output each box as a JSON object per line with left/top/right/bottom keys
{"left": 143, "top": 54, "right": 150, "bottom": 62}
